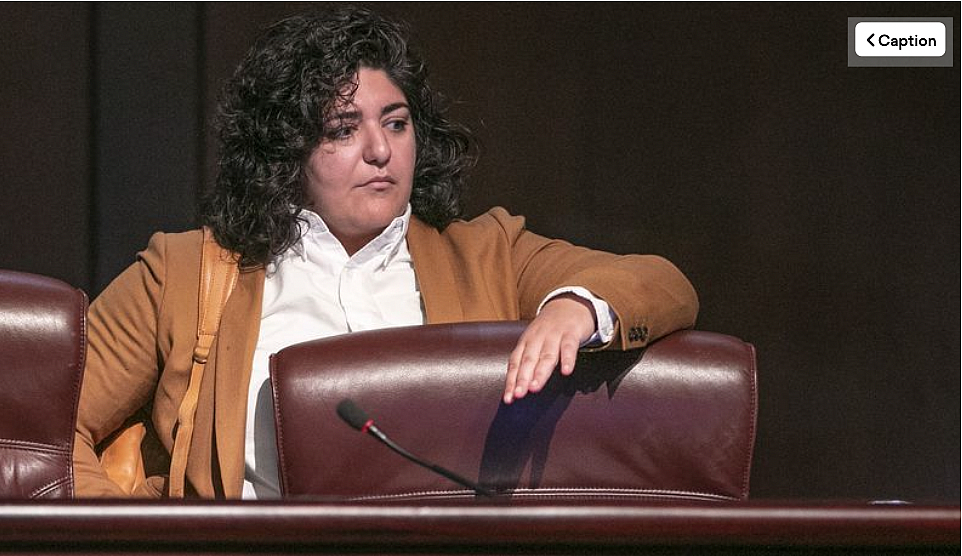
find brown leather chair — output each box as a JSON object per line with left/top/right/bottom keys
{"left": 270, "top": 322, "right": 757, "bottom": 502}
{"left": 0, "top": 270, "right": 87, "bottom": 499}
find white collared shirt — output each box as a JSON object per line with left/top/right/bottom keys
{"left": 242, "top": 206, "right": 422, "bottom": 498}
{"left": 241, "top": 205, "right": 614, "bottom": 498}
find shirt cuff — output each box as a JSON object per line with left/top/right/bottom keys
{"left": 537, "top": 286, "right": 617, "bottom": 347}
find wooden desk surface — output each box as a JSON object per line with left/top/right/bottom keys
{"left": 1, "top": 499, "right": 958, "bottom": 555}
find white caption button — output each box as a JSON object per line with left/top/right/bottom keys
{"left": 855, "top": 22, "right": 946, "bottom": 57}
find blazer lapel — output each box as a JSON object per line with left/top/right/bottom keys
{"left": 408, "top": 217, "right": 464, "bottom": 323}
{"left": 206, "top": 218, "right": 458, "bottom": 496}
{"left": 212, "top": 267, "right": 264, "bottom": 497}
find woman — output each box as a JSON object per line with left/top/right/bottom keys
{"left": 74, "top": 6, "right": 698, "bottom": 498}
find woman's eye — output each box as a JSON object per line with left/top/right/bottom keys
{"left": 325, "top": 123, "right": 356, "bottom": 141}
{"left": 386, "top": 119, "right": 409, "bottom": 132}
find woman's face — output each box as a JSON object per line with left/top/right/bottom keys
{"left": 304, "top": 67, "right": 416, "bottom": 254}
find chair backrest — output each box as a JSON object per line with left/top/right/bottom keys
{"left": 0, "top": 270, "right": 87, "bottom": 499}
{"left": 270, "top": 322, "right": 757, "bottom": 502}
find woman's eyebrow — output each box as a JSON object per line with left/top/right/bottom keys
{"left": 381, "top": 102, "right": 410, "bottom": 116}
{"left": 326, "top": 102, "right": 410, "bottom": 124}
{"left": 327, "top": 110, "right": 361, "bottom": 123}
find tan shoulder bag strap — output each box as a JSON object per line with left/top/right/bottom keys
{"left": 167, "top": 227, "right": 239, "bottom": 497}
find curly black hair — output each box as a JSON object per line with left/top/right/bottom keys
{"left": 201, "top": 6, "right": 475, "bottom": 267}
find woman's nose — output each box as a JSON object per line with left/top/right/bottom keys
{"left": 363, "top": 128, "right": 391, "bottom": 166}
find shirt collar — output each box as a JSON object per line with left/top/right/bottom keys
{"left": 283, "top": 204, "right": 411, "bottom": 269}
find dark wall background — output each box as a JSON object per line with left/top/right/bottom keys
{"left": 1, "top": 2, "right": 958, "bottom": 502}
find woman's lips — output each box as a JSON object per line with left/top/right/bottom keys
{"left": 359, "top": 175, "right": 396, "bottom": 189}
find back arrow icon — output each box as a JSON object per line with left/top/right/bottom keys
{"left": 867, "top": 33, "right": 875, "bottom": 47}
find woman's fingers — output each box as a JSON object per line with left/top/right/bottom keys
{"left": 502, "top": 294, "right": 595, "bottom": 404}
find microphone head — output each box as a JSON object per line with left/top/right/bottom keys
{"left": 336, "top": 399, "right": 370, "bottom": 431}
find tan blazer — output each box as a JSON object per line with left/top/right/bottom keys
{"left": 73, "top": 207, "right": 698, "bottom": 497}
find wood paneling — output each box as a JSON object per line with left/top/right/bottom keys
{"left": 0, "top": 4, "right": 91, "bottom": 289}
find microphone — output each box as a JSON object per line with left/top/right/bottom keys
{"left": 336, "top": 399, "right": 494, "bottom": 497}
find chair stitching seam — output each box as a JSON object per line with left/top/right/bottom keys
{"left": 741, "top": 341, "right": 758, "bottom": 500}
{"left": 348, "top": 488, "right": 738, "bottom": 502}
{"left": 69, "top": 286, "right": 89, "bottom": 499}
{"left": 0, "top": 440, "right": 71, "bottom": 454}
{"left": 30, "top": 475, "right": 71, "bottom": 498}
